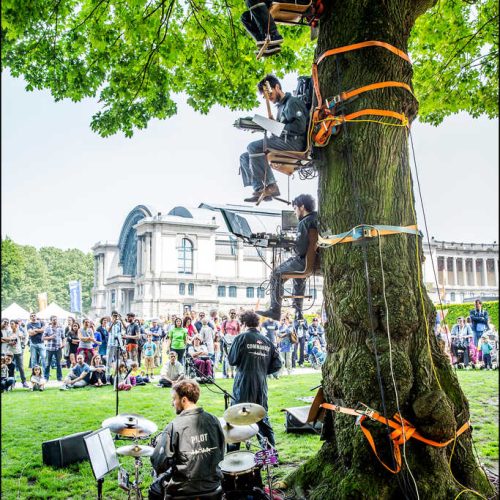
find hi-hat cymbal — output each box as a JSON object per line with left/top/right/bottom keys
{"left": 102, "top": 413, "right": 158, "bottom": 438}
{"left": 218, "top": 418, "right": 259, "bottom": 444}
{"left": 223, "top": 403, "right": 266, "bottom": 426}
{"left": 116, "top": 444, "right": 155, "bottom": 457}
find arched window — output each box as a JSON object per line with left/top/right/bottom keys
{"left": 179, "top": 283, "right": 185, "bottom": 295}
{"left": 246, "top": 287, "right": 255, "bottom": 299}
{"left": 229, "top": 286, "right": 237, "bottom": 298}
{"left": 188, "top": 283, "right": 195, "bottom": 296}
{"left": 218, "top": 286, "right": 226, "bottom": 297}
{"left": 178, "top": 238, "right": 193, "bottom": 274}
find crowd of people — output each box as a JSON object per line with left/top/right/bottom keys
{"left": 1, "top": 306, "right": 327, "bottom": 393}
{"left": 435, "top": 299, "right": 498, "bottom": 370}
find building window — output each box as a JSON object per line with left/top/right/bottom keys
{"left": 188, "top": 283, "right": 194, "bottom": 296}
{"left": 450, "top": 292, "right": 456, "bottom": 301}
{"left": 229, "top": 286, "right": 237, "bottom": 298}
{"left": 246, "top": 287, "right": 255, "bottom": 299}
{"left": 437, "top": 257, "right": 444, "bottom": 272}
{"left": 311, "top": 288, "right": 317, "bottom": 300}
{"left": 218, "top": 286, "right": 226, "bottom": 297}
{"left": 446, "top": 257, "right": 453, "bottom": 272}
{"left": 257, "top": 287, "right": 265, "bottom": 298}
{"left": 178, "top": 238, "right": 193, "bottom": 274}
{"left": 111, "top": 290, "right": 116, "bottom": 304}
{"left": 179, "top": 283, "right": 185, "bottom": 295}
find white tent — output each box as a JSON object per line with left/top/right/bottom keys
{"left": 1, "top": 302, "right": 30, "bottom": 320}
{"left": 37, "top": 302, "right": 72, "bottom": 320}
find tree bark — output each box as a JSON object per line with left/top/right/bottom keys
{"left": 287, "top": 1, "right": 495, "bottom": 498}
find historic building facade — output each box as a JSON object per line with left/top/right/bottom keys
{"left": 90, "top": 204, "right": 324, "bottom": 318}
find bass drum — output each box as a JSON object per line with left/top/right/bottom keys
{"left": 219, "top": 451, "right": 263, "bottom": 499}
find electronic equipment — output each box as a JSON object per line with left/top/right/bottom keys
{"left": 42, "top": 430, "right": 92, "bottom": 468}
{"left": 281, "top": 210, "right": 298, "bottom": 232}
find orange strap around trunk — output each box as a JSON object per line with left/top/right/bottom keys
{"left": 321, "top": 403, "right": 470, "bottom": 475}
{"left": 333, "top": 81, "right": 414, "bottom": 104}
{"left": 312, "top": 40, "right": 411, "bottom": 105}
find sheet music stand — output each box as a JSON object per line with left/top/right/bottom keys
{"left": 84, "top": 427, "right": 120, "bottom": 499}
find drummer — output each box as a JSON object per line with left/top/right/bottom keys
{"left": 149, "top": 379, "right": 225, "bottom": 499}
{"left": 227, "top": 311, "right": 282, "bottom": 450}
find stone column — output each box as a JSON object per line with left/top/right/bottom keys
{"left": 453, "top": 257, "right": 458, "bottom": 287}
{"left": 145, "top": 233, "right": 152, "bottom": 274}
{"left": 100, "top": 255, "right": 105, "bottom": 286}
{"left": 481, "top": 258, "right": 487, "bottom": 287}
{"left": 137, "top": 237, "right": 142, "bottom": 276}
{"left": 494, "top": 258, "right": 499, "bottom": 288}
{"left": 473, "top": 259, "right": 478, "bottom": 287}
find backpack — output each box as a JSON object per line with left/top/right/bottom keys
{"left": 294, "top": 76, "right": 314, "bottom": 113}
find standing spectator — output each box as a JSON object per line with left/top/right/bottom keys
{"left": 198, "top": 318, "right": 216, "bottom": 363}
{"left": 261, "top": 318, "right": 279, "bottom": 346}
{"left": 136, "top": 318, "right": 147, "bottom": 367}
{"left": 65, "top": 321, "right": 80, "bottom": 368}
{"left": 194, "top": 312, "right": 214, "bottom": 333}
{"left": 89, "top": 354, "right": 107, "bottom": 386}
{"left": 96, "top": 317, "right": 109, "bottom": 361}
{"left": 183, "top": 317, "right": 198, "bottom": 339}
{"left": 278, "top": 316, "right": 293, "bottom": 376}
{"left": 43, "top": 316, "right": 66, "bottom": 382}
{"left": 293, "top": 318, "right": 308, "bottom": 368}
{"left": 479, "top": 334, "right": 493, "bottom": 370}
{"left": 60, "top": 354, "right": 91, "bottom": 390}
{"left": 142, "top": 334, "right": 157, "bottom": 380}
{"left": 123, "top": 313, "right": 140, "bottom": 363}
{"left": 221, "top": 309, "right": 241, "bottom": 378}
{"left": 1, "top": 354, "right": 16, "bottom": 392}
{"left": 308, "top": 317, "right": 325, "bottom": 347}
{"left": 30, "top": 365, "right": 46, "bottom": 391}
{"left": 149, "top": 319, "right": 163, "bottom": 367}
{"left": 470, "top": 300, "right": 489, "bottom": 348}
{"left": 1, "top": 319, "right": 12, "bottom": 357}
{"left": 77, "top": 318, "right": 95, "bottom": 364}
{"left": 157, "top": 351, "right": 185, "bottom": 388}
{"left": 27, "top": 313, "right": 46, "bottom": 370}
{"left": 166, "top": 318, "right": 188, "bottom": 363}
{"left": 106, "top": 311, "right": 126, "bottom": 381}
{"left": 7, "top": 320, "right": 29, "bottom": 388}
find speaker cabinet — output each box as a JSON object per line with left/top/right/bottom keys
{"left": 283, "top": 408, "right": 322, "bottom": 433}
{"left": 42, "top": 430, "right": 92, "bottom": 468}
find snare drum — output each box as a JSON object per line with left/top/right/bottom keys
{"left": 219, "top": 451, "right": 263, "bottom": 496}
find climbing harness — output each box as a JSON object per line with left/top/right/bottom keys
{"left": 321, "top": 402, "right": 470, "bottom": 475}
{"left": 318, "top": 224, "right": 421, "bottom": 247}
{"left": 310, "top": 40, "right": 413, "bottom": 147}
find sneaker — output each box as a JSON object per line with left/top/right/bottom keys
{"left": 22, "top": 382, "right": 30, "bottom": 389}
{"left": 60, "top": 385, "right": 69, "bottom": 391}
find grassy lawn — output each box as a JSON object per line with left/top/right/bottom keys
{"left": 1, "top": 370, "right": 497, "bottom": 499}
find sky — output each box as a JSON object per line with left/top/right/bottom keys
{"left": 1, "top": 72, "right": 498, "bottom": 253}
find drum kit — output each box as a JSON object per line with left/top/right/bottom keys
{"left": 101, "top": 403, "right": 279, "bottom": 500}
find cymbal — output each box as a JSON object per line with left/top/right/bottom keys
{"left": 116, "top": 444, "right": 155, "bottom": 457}
{"left": 223, "top": 403, "right": 266, "bottom": 426}
{"left": 218, "top": 418, "right": 259, "bottom": 444}
{"left": 102, "top": 413, "right": 158, "bottom": 438}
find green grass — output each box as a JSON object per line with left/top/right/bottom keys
{"left": 1, "top": 371, "right": 497, "bottom": 499}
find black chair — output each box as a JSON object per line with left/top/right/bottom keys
{"left": 164, "top": 485, "right": 223, "bottom": 500}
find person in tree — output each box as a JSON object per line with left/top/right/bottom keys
{"left": 227, "top": 310, "right": 282, "bottom": 450}
{"left": 240, "top": 75, "right": 308, "bottom": 203}
{"left": 257, "top": 194, "right": 318, "bottom": 320}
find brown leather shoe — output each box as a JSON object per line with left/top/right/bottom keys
{"left": 244, "top": 194, "right": 261, "bottom": 203}
{"left": 262, "top": 183, "right": 280, "bottom": 198}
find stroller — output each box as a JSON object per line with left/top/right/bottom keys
{"left": 184, "top": 352, "right": 214, "bottom": 384}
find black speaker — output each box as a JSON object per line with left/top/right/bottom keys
{"left": 42, "top": 430, "right": 92, "bottom": 468}
{"left": 283, "top": 409, "right": 322, "bottom": 434}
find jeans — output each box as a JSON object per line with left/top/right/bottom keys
{"left": 45, "top": 349, "right": 63, "bottom": 381}
{"left": 483, "top": 353, "right": 492, "bottom": 369}
{"left": 13, "top": 353, "right": 26, "bottom": 383}
{"left": 30, "top": 343, "right": 46, "bottom": 370}
{"left": 269, "top": 256, "right": 307, "bottom": 314}
{"left": 106, "top": 345, "right": 123, "bottom": 378}
{"left": 280, "top": 351, "right": 292, "bottom": 374}
{"left": 296, "top": 336, "right": 306, "bottom": 365}
{"left": 240, "top": 136, "right": 305, "bottom": 191}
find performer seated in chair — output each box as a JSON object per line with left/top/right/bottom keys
{"left": 149, "top": 379, "right": 225, "bottom": 499}
{"left": 241, "top": 0, "right": 311, "bottom": 56}
{"left": 257, "top": 194, "right": 317, "bottom": 320}
{"left": 240, "top": 74, "right": 308, "bottom": 203}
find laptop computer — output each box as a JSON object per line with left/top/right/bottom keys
{"left": 282, "top": 210, "right": 298, "bottom": 232}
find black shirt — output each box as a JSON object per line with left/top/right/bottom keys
{"left": 125, "top": 322, "right": 140, "bottom": 345}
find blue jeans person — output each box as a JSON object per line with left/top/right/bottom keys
{"left": 45, "top": 349, "right": 63, "bottom": 381}
{"left": 30, "top": 343, "right": 46, "bottom": 370}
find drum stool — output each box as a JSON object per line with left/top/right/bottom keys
{"left": 164, "top": 485, "right": 223, "bottom": 500}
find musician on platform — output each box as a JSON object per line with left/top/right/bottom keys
{"left": 149, "top": 379, "right": 225, "bottom": 499}
{"left": 227, "top": 311, "right": 282, "bottom": 450}
{"left": 240, "top": 74, "right": 308, "bottom": 203}
{"left": 257, "top": 194, "right": 318, "bottom": 321}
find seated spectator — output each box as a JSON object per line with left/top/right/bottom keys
{"left": 60, "top": 354, "right": 91, "bottom": 390}
{"left": 68, "top": 353, "right": 77, "bottom": 370}
{"left": 157, "top": 351, "right": 185, "bottom": 388}
{"left": 479, "top": 334, "right": 493, "bottom": 370}
{"left": 1, "top": 354, "right": 16, "bottom": 392}
{"left": 89, "top": 354, "right": 107, "bottom": 387}
{"left": 116, "top": 362, "right": 132, "bottom": 391}
{"left": 129, "top": 361, "right": 139, "bottom": 386}
{"left": 188, "top": 335, "right": 213, "bottom": 380}
{"left": 30, "top": 365, "right": 46, "bottom": 391}
{"left": 311, "top": 339, "right": 326, "bottom": 365}
{"left": 451, "top": 317, "right": 473, "bottom": 368}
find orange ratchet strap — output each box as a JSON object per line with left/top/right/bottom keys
{"left": 321, "top": 402, "right": 470, "bottom": 475}
{"left": 312, "top": 40, "right": 412, "bottom": 106}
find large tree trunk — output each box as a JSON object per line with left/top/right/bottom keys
{"left": 288, "top": 1, "right": 494, "bottom": 498}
